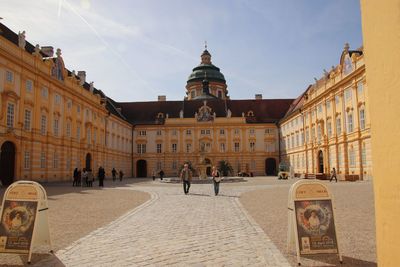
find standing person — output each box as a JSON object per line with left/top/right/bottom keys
{"left": 81, "top": 168, "right": 88, "bottom": 187}
{"left": 152, "top": 170, "right": 156, "bottom": 181}
{"left": 112, "top": 168, "right": 117, "bottom": 182}
{"left": 98, "top": 166, "right": 105, "bottom": 187}
{"left": 159, "top": 170, "right": 165, "bottom": 181}
{"left": 211, "top": 166, "right": 222, "bottom": 196}
{"left": 73, "top": 168, "right": 79, "bottom": 187}
{"left": 330, "top": 167, "right": 337, "bottom": 182}
{"left": 87, "top": 169, "right": 94, "bottom": 187}
{"left": 180, "top": 164, "right": 192, "bottom": 195}
{"left": 119, "top": 170, "right": 124, "bottom": 182}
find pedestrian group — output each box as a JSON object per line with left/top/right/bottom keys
{"left": 72, "top": 167, "right": 124, "bottom": 187}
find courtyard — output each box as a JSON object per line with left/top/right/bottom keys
{"left": 0, "top": 177, "right": 376, "bottom": 267}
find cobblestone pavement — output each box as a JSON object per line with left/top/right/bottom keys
{"left": 38, "top": 182, "right": 290, "bottom": 267}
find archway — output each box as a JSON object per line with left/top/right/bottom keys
{"left": 265, "top": 158, "right": 277, "bottom": 176}
{"left": 85, "top": 153, "right": 92, "bottom": 171}
{"left": 136, "top": 160, "right": 147, "bottom": 177}
{"left": 205, "top": 158, "right": 212, "bottom": 176}
{"left": 318, "top": 150, "right": 324, "bottom": 173}
{"left": 0, "top": 141, "right": 16, "bottom": 186}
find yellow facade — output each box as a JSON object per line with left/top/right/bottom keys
{"left": 360, "top": 0, "right": 400, "bottom": 265}
{"left": 133, "top": 117, "right": 280, "bottom": 177}
{"left": 0, "top": 24, "right": 132, "bottom": 185}
{"left": 280, "top": 44, "right": 371, "bottom": 181}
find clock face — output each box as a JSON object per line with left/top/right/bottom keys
{"left": 343, "top": 55, "right": 353, "bottom": 75}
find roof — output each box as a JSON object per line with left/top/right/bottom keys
{"left": 117, "top": 98, "right": 294, "bottom": 125}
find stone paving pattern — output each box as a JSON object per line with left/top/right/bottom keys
{"left": 46, "top": 184, "right": 290, "bottom": 267}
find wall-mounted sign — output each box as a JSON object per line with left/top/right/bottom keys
{"left": 287, "top": 180, "right": 342, "bottom": 265}
{"left": 0, "top": 181, "right": 52, "bottom": 263}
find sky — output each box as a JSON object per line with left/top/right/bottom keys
{"left": 0, "top": 0, "right": 363, "bottom": 102}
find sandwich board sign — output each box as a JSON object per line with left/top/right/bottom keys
{"left": 287, "top": 180, "right": 342, "bottom": 265}
{"left": 0, "top": 181, "right": 52, "bottom": 263}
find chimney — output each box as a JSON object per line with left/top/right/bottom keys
{"left": 77, "top": 71, "right": 86, "bottom": 86}
{"left": 40, "top": 46, "right": 54, "bottom": 57}
{"left": 158, "top": 95, "right": 166, "bottom": 101}
{"left": 255, "top": 94, "right": 262, "bottom": 100}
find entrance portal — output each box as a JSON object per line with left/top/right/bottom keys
{"left": 318, "top": 150, "right": 324, "bottom": 173}
{"left": 0, "top": 141, "right": 16, "bottom": 186}
{"left": 136, "top": 160, "right": 147, "bottom": 177}
{"left": 205, "top": 158, "right": 212, "bottom": 176}
{"left": 265, "top": 158, "right": 277, "bottom": 176}
{"left": 85, "top": 153, "right": 92, "bottom": 170}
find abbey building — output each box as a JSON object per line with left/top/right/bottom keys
{"left": 0, "top": 22, "right": 370, "bottom": 185}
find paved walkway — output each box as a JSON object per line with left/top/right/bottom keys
{"left": 38, "top": 182, "right": 290, "bottom": 266}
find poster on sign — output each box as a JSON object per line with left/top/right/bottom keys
{"left": 0, "top": 200, "right": 38, "bottom": 254}
{"left": 294, "top": 199, "right": 338, "bottom": 254}
{"left": 287, "top": 180, "right": 342, "bottom": 265}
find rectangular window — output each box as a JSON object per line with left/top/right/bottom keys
{"left": 335, "top": 95, "right": 340, "bottom": 105}
{"left": 24, "top": 110, "right": 31, "bottom": 131}
{"left": 26, "top": 80, "right": 33, "bottom": 93}
{"left": 220, "top": 143, "right": 225, "bottom": 152}
{"left": 93, "top": 130, "right": 97, "bottom": 144}
{"left": 137, "top": 144, "right": 146, "bottom": 154}
{"left": 305, "top": 130, "right": 309, "bottom": 143}
{"left": 41, "top": 115, "right": 47, "bottom": 135}
{"left": 186, "top": 143, "right": 192, "bottom": 153}
{"left": 172, "top": 161, "right": 177, "bottom": 170}
{"left": 362, "top": 144, "right": 367, "bottom": 166}
{"left": 317, "top": 125, "right": 322, "bottom": 141}
{"left": 234, "top": 142, "right": 240, "bottom": 152}
{"left": 249, "top": 128, "right": 255, "bottom": 135}
{"left": 24, "top": 151, "right": 30, "bottom": 169}
{"left": 296, "top": 134, "right": 299, "bottom": 147}
{"left": 349, "top": 148, "right": 355, "bottom": 167}
{"left": 41, "top": 87, "right": 48, "bottom": 98}
{"left": 87, "top": 128, "right": 91, "bottom": 144}
{"left": 157, "top": 143, "right": 162, "bottom": 153}
{"left": 300, "top": 132, "right": 304, "bottom": 145}
{"left": 156, "top": 130, "right": 162, "bottom": 136}
{"left": 40, "top": 152, "right": 46, "bottom": 168}
{"left": 53, "top": 118, "right": 59, "bottom": 136}
{"left": 66, "top": 123, "right": 71, "bottom": 137}
{"left": 357, "top": 81, "right": 364, "bottom": 96}
{"left": 7, "top": 103, "right": 15, "bottom": 128}
{"left": 266, "top": 142, "right": 275, "bottom": 152}
{"left": 311, "top": 127, "right": 315, "bottom": 140}
{"left": 77, "top": 105, "right": 81, "bottom": 113}
{"left": 234, "top": 129, "right": 240, "bottom": 135}
{"left": 327, "top": 121, "right": 332, "bottom": 138}
{"left": 347, "top": 113, "right": 353, "bottom": 133}
{"left": 53, "top": 152, "right": 58, "bottom": 169}
{"left": 172, "top": 143, "right": 177, "bottom": 153}
{"left": 220, "top": 129, "right": 225, "bottom": 135}
{"left": 54, "top": 94, "right": 61, "bottom": 105}
{"left": 77, "top": 125, "right": 81, "bottom": 140}
{"left": 250, "top": 142, "right": 255, "bottom": 152}
{"left": 139, "top": 130, "right": 146, "bottom": 136}
{"left": 326, "top": 100, "right": 331, "bottom": 110}
{"left": 201, "top": 129, "right": 211, "bottom": 135}
{"left": 318, "top": 104, "right": 322, "bottom": 113}
{"left": 171, "top": 129, "right": 177, "bottom": 136}
{"left": 359, "top": 109, "right": 365, "bottom": 130}
{"left": 6, "top": 70, "right": 13, "bottom": 83}
{"left": 336, "top": 117, "right": 342, "bottom": 135}
{"left": 345, "top": 88, "right": 352, "bottom": 101}
{"left": 265, "top": 128, "right": 273, "bottom": 134}
{"left": 186, "top": 129, "right": 191, "bottom": 135}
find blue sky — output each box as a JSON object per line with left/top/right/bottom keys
{"left": 0, "top": 0, "right": 362, "bottom": 101}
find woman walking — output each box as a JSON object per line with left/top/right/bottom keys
{"left": 211, "top": 166, "right": 222, "bottom": 196}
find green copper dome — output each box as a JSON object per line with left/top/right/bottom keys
{"left": 187, "top": 49, "right": 226, "bottom": 84}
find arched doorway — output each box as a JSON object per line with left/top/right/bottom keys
{"left": 136, "top": 160, "right": 147, "bottom": 177}
{"left": 0, "top": 141, "right": 16, "bottom": 186}
{"left": 318, "top": 150, "right": 324, "bottom": 173}
{"left": 85, "top": 153, "right": 91, "bottom": 170}
{"left": 205, "top": 158, "right": 212, "bottom": 176}
{"left": 265, "top": 158, "right": 277, "bottom": 176}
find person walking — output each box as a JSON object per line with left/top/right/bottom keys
{"left": 211, "top": 166, "right": 222, "bottom": 196}
{"left": 180, "top": 164, "right": 192, "bottom": 195}
{"left": 112, "top": 168, "right": 117, "bottom": 182}
{"left": 119, "top": 170, "right": 124, "bottom": 182}
{"left": 98, "top": 166, "right": 105, "bottom": 187}
{"left": 330, "top": 167, "right": 337, "bottom": 182}
{"left": 73, "top": 168, "right": 79, "bottom": 187}
{"left": 159, "top": 170, "right": 165, "bottom": 180}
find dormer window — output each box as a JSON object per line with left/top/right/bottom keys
{"left": 247, "top": 110, "right": 254, "bottom": 117}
